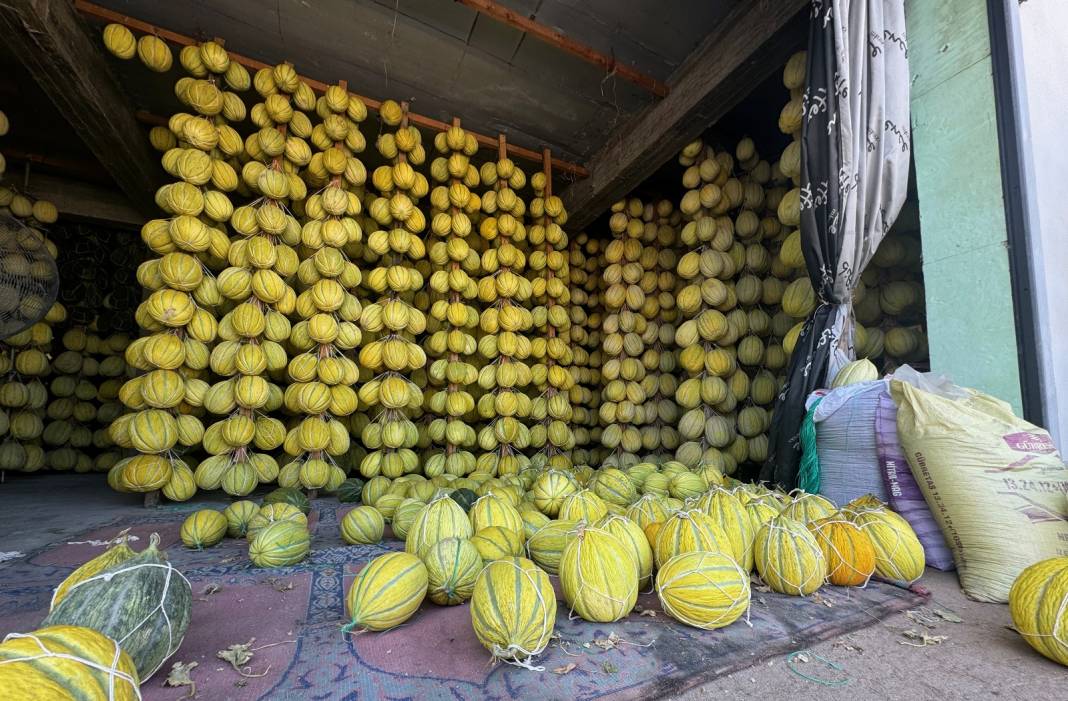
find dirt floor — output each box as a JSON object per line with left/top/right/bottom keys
{"left": 2, "top": 474, "right": 1065, "bottom": 699}
{"left": 681, "top": 568, "right": 1065, "bottom": 700}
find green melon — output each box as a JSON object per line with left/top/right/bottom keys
{"left": 450, "top": 488, "right": 478, "bottom": 513}
{"left": 263, "top": 486, "right": 310, "bottom": 514}
{"left": 42, "top": 532, "right": 192, "bottom": 680}
{"left": 337, "top": 478, "right": 366, "bottom": 504}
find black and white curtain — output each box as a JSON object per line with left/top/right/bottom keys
{"left": 762, "top": 0, "right": 911, "bottom": 488}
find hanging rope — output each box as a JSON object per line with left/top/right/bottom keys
{"left": 797, "top": 396, "right": 824, "bottom": 493}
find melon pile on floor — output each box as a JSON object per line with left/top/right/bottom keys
{"left": 336, "top": 464, "right": 926, "bottom": 665}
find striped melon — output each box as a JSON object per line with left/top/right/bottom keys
{"left": 180, "top": 509, "right": 227, "bottom": 549}
{"left": 654, "top": 510, "right": 733, "bottom": 567}
{"left": 263, "top": 486, "right": 311, "bottom": 514}
{"left": 781, "top": 492, "right": 837, "bottom": 524}
{"left": 344, "top": 552, "right": 428, "bottom": 632}
{"left": 470, "top": 557, "right": 556, "bottom": 662}
{"left": 849, "top": 507, "right": 925, "bottom": 584}
{"left": 560, "top": 525, "right": 637, "bottom": 622}
{"left": 595, "top": 514, "right": 654, "bottom": 588}
{"left": 697, "top": 488, "right": 755, "bottom": 571}
{"left": 470, "top": 494, "right": 524, "bottom": 534}
{"left": 249, "top": 521, "right": 310, "bottom": 568}
{"left": 340, "top": 506, "right": 385, "bottom": 545}
{"left": 754, "top": 516, "right": 827, "bottom": 596}
{"left": 470, "top": 526, "right": 523, "bottom": 561}
{"left": 558, "top": 489, "right": 608, "bottom": 522}
{"left": 657, "top": 551, "right": 750, "bottom": 629}
{"left": 423, "top": 537, "right": 482, "bottom": 605}
{"left": 50, "top": 531, "right": 135, "bottom": 610}
{"left": 247, "top": 503, "right": 308, "bottom": 540}
{"left": 526, "top": 519, "right": 578, "bottom": 575}
{"left": 0, "top": 625, "right": 140, "bottom": 701}
{"left": 406, "top": 496, "right": 472, "bottom": 557}
{"left": 223, "top": 500, "right": 260, "bottom": 538}
{"left": 808, "top": 515, "right": 876, "bottom": 587}
{"left": 592, "top": 468, "right": 637, "bottom": 506}
{"left": 42, "top": 533, "right": 191, "bottom": 680}
{"left": 625, "top": 494, "right": 670, "bottom": 530}
{"left": 1009, "top": 556, "right": 1068, "bottom": 666}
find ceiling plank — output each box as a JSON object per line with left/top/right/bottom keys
{"left": 562, "top": 0, "right": 809, "bottom": 230}
{"left": 0, "top": 0, "right": 161, "bottom": 217}
{"left": 22, "top": 173, "right": 142, "bottom": 228}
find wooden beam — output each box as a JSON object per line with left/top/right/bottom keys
{"left": 20, "top": 172, "right": 142, "bottom": 227}
{"left": 454, "top": 0, "right": 670, "bottom": 98}
{"left": 0, "top": 0, "right": 161, "bottom": 218}
{"left": 561, "top": 0, "right": 809, "bottom": 230}
{"left": 74, "top": 0, "right": 589, "bottom": 178}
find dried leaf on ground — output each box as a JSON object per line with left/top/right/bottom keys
{"left": 933, "top": 608, "right": 962, "bottom": 623}
{"left": 267, "top": 577, "right": 294, "bottom": 592}
{"left": 602, "top": 661, "right": 618, "bottom": 674}
{"left": 552, "top": 662, "right": 578, "bottom": 675}
{"left": 899, "top": 629, "right": 947, "bottom": 647}
{"left": 905, "top": 608, "right": 941, "bottom": 628}
{"left": 592, "top": 632, "right": 622, "bottom": 650}
{"left": 793, "top": 652, "right": 811, "bottom": 663}
{"left": 218, "top": 639, "right": 271, "bottom": 678}
{"left": 196, "top": 583, "right": 221, "bottom": 601}
{"left": 832, "top": 638, "right": 864, "bottom": 654}
{"left": 164, "top": 661, "right": 198, "bottom": 699}
{"left": 639, "top": 609, "right": 657, "bottom": 617}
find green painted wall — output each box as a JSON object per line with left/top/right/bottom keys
{"left": 905, "top": 0, "right": 1023, "bottom": 411}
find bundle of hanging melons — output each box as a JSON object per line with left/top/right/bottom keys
{"left": 339, "top": 460, "right": 925, "bottom": 667}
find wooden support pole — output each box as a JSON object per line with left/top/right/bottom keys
{"left": 454, "top": 0, "right": 669, "bottom": 98}
{"left": 561, "top": 0, "right": 808, "bottom": 230}
{"left": 74, "top": 0, "right": 588, "bottom": 178}
{"left": 0, "top": 0, "right": 163, "bottom": 216}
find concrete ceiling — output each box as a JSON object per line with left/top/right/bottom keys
{"left": 83, "top": 0, "right": 742, "bottom": 165}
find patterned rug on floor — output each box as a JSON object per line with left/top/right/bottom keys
{"left": 0, "top": 499, "right": 926, "bottom": 700}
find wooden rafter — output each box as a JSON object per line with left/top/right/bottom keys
{"left": 74, "top": 0, "right": 589, "bottom": 178}
{"left": 455, "top": 0, "right": 670, "bottom": 98}
{"left": 562, "top": 0, "right": 809, "bottom": 230}
{"left": 0, "top": 0, "right": 162, "bottom": 216}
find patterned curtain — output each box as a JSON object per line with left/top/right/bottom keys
{"left": 762, "top": 0, "right": 911, "bottom": 488}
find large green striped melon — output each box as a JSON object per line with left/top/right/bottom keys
{"left": 50, "top": 531, "right": 135, "bottom": 610}
{"left": 42, "top": 533, "right": 191, "bottom": 680}
{"left": 337, "top": 478, "right": 366, "bottom": 504}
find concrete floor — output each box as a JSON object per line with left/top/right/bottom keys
{"left": 2, "top": 473, "right": 1065, "bottom": 699}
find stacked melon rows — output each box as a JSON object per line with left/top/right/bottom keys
{"left": 422, "top": 124, "right": 482, "bottom": 478}
{"left": 338, "top": 461, "right": 924, "bottom": 666}
{"left": 855, "top": 232, "right": 929, "bottom": 366}
{"left": 566, "top": 233, "right": 604, "bottom": 469}
{"left": 527, "top": 170, "right": 574, "bottom": 470}
{"left": 45, "top": 330, "right": 129, "bottom": 473}
{"left": 278, "top": 81, "right": 368, "bottom": 493}
{"left": 0, "top": 186, "right": 66, "bottom": 475}
{"left": 642, "top": 201, "right": 682, "bottom": 460}
{"left": 600, "top": 198, "right": 659, "bottom": 468}
{"left": 474, "top": 155, "right": 534, "bottom": 477}
{"left": 109, "top": 39, "right": 251, "bottom": 501}
{"left": 357, "top": 100, "right": 429, "bottom": 480}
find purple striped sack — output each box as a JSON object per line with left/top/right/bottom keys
{"left": 875, "top": 391, "right": 955, "bottom": 571}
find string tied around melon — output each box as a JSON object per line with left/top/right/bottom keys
{"left": 478, "top": 558, "right": 553, "bottom": 671}
{"left": 759, "top": 520, "right": 825, "bottom": 596}
{"left": 0, "top": 631, "right": 143, "bottom": 701}
{"left": 64, "top": 533, "right": 191, "bottom": 679}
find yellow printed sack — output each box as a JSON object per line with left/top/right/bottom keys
{"left": 892, "top": 380, "right": 1068, "bottom": 602}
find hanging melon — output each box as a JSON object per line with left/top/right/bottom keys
{"left": 0, "top": 625, "right": 141, "bottom": 701}
{"left": 42, "top": 533, "right": 192, "bottom": 680}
